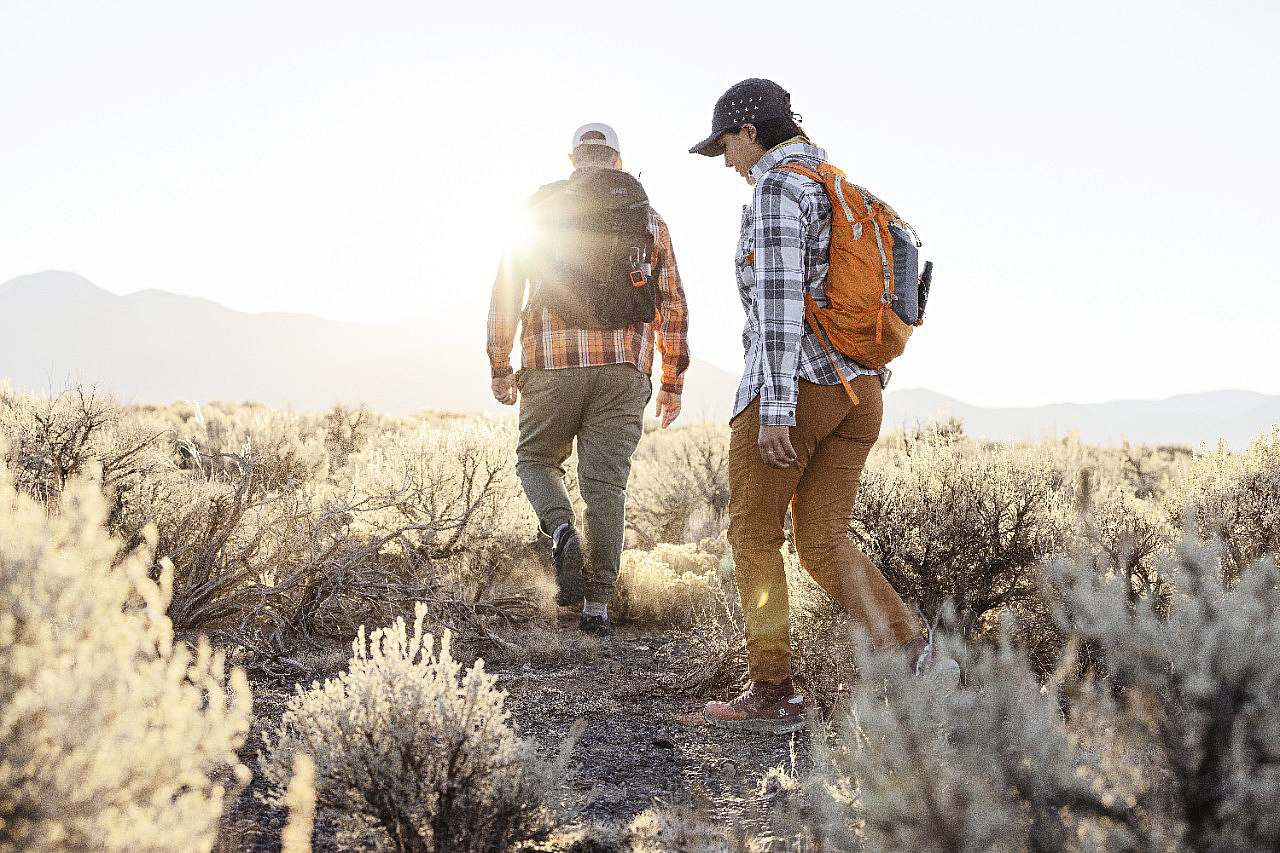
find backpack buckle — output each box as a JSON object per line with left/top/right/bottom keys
{"left": 629, "top": 247, "right": 648, "bottom": 286}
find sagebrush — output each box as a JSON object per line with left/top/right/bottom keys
{"left": 3, "top": 387, "right": 1279, "bottom": 852}
{"left": 0, "top": 448, "right": 250, "bottom": 852}
{"left": 258, "top": 603, "right": 575, "bottom": 852}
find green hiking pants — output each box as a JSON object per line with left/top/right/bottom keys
{"left": 516, "top": 363, "right": 652, "bottom": 604}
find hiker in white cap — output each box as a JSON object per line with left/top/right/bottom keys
{"left": 487, "top": 123, "right": 691, "bottom": 636}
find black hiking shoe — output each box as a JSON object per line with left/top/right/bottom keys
{"left": 579, "top": 613, "right": 613, "bottom": 637}
{"left": 552, "top": 527, "right": 585, "bottom": 606}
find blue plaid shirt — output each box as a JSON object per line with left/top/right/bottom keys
{"left": 732, "top": 141, "right": 883, "bottom": 426}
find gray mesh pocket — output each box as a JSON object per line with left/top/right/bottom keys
{"left": 888, "top": 221, "right": 920, "bottom": 325}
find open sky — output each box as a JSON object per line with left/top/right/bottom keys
{"left": 2, "top": 0, "right": 1277, "bottom": 407}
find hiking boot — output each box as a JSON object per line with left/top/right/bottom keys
{"left": 904, "top": 635, "right": 961, "bottom": 687}
{"left": 703, "top": 678, "right": 807, "bottom": 735}
{"left": 579, "top": 613, "right": 613, "bottom": 637}
{"left": 551, "top": 526, "right": 584, "bottom": 606}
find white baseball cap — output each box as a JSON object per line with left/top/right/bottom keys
{"left": 570, "top": 122, "right": 620, "bottom": 154}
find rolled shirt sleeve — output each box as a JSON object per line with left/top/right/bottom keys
{"left": 486, "top": 255, "right": 524, "bottom": 378}
{"left": 650, "top": 214, "right": 690, "bottom": 394}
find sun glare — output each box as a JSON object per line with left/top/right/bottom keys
{"left": 501, "top": 202, "right": 536, "bottom": 257}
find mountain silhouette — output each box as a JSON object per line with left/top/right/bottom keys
{"left": 0, "top": 270, "right": 737, "bottom": 419}
{"left": 3, "top": 271, "right": 1276, "bottom": 448}
{"left": 882, "top": 388, "right": 1279, "bottom": 451}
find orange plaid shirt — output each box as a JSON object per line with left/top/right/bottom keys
{"left": 486, "top": 206, "right": 690, "bottom": 394}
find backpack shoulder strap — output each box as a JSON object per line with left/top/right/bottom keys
{"left": 527, "top": 180, "right": 570, "bottom": 210}
{"left": 775, "top": 162, "right": 823, "bottom": 182}
{"left": 775, "top": 162, "right": 868, "bottom": 226}
{"left": 803, "top": 293, "right": 861, "bottom": 406}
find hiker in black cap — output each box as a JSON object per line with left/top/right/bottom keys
{"left": 687, "top": 78, "right": 799, "bottom": 164}
{"left": 690, "top": 79, "right": 951, "bottom": 734}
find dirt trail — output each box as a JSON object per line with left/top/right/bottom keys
{"left": 500, "top": 623, "right": 811, "bottom": 831}
{"left": 217, "top": 622, "right": 811, "bottom": 851}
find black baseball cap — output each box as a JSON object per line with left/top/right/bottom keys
{"left": 688, "top": 78, "right": 794, "bottom": 157}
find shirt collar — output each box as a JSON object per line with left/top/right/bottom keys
{"left": 749, "top": 140, "right": 827, "bottom": 183}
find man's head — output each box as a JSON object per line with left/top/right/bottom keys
{"left": 569, "top": 122, "right": 623, "bottom": 170}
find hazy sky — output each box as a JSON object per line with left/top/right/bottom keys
{"left": 2, "top": 0, "right": 1277, "bottom": 407}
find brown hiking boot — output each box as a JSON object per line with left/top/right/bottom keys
{"left": 703, "top": 678, "right": 807, "bottom": 734}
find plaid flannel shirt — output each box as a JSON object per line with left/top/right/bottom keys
{"left": 733, "top": 141, "right": 883, "bottom": 427}
{"left": 487, "top": 180, "right": 690, "bottom": 394}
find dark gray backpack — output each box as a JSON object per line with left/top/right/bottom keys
{"left": 522, "top": 169, "right": 657, "bottom": 330}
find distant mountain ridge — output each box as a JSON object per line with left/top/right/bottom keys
{"left": 3, "top": 271, "right": 1277, "bottom": 449}
{"left": 0, "top": 270, "right": 739, "bottom": 420}
{"left": 882, "top": 388, "right": 1279, "bottom": 451}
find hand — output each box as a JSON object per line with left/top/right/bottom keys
{"left": 758, "top": 424, "right": 797, "bottom": 468}
{"left": 492, "top": 375, "right": 517, "bottom": 405}
{"left": 655, "top": 390, "right": 681, "bottom": 428}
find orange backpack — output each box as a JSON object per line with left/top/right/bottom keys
{"left": 776, "top": 161, "right": 926, "bottom": 404}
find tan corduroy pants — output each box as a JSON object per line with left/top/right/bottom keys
{"left": 727, "top": 375, "right": 922, "bottom": 684}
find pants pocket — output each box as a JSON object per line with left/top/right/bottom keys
{"left": 624, "top": 364, "right": 652, "bottom": 407}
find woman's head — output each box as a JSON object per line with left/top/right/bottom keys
{"left": 719, "top": 116, "right": 807, "bottom": 181}
{"left": 688, "top": 79, "right": 806, "bottom": 183}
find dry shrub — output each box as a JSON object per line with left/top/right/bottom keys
{"left": 1013, "top": 475, "right": 1180, "bottom": 676}
{"left": 613, "top": 542, "right": 721, "bottom": 627}
{"left": 502, "top": 622, "right": 604, "bottom": 667}
{"left": 807, "top": 531, "right": 1280, "bottom": 852}
{"left": 852, "top": 432, "right": 1073, "bottom": 637}
{"left": 136, "top": 457, "right": 440, "bottom": 657}
{"left": 1050, "top": 533, "right": 1280, "bottom": 850}
{"left": 172, "top": 402, "right": 331, "bottom": 494}
{"left": 628, "top": 424, "right": 730, "bottom": 548}
{"left": 155, "top": 412, "right": 533, "bottom": 661}
{"left": 342, "top": 416, "right": 532, "bottom": 560}
{"left": 1028, "top": 433, "right": 1189, "bottom": 504}
{"left": 258, "top": 603, "right": 575, "bottom": 852}
{"left": 0, "top": 387, "right": 171, "bottom": 534}
{"left": 322, "top": 403, "right": 371, "bottom": 468}
{"left": 1114, "top": 441, "right": 1191, "bottom": 500}
{"left": 1167, "top": 428, "right": 1280, "bottom": 583}
{"left": 670, "top": 550, "right": 747, "bottom": 696}
{"left": 0, "top": 456, "right": 250, "bottom": 852}
{"left": 1083, "top": 482, "right": 1177, "bottom": 606}
{"left": 809, "top": 622, "right": 1135, "bottom": 852}
{"left": 615, "top": 805, "right": 750, "bottom": 852}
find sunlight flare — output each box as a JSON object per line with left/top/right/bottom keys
{"left": 500, "top": 202, "right": 536, "bottom": 257}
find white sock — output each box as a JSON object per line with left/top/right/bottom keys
{"left": 582, "top": 601, "right": 608, "bottom": 620}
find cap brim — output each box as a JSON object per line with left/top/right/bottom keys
{"left": 688, "top": 131, "right": 724, "bottom": 157}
